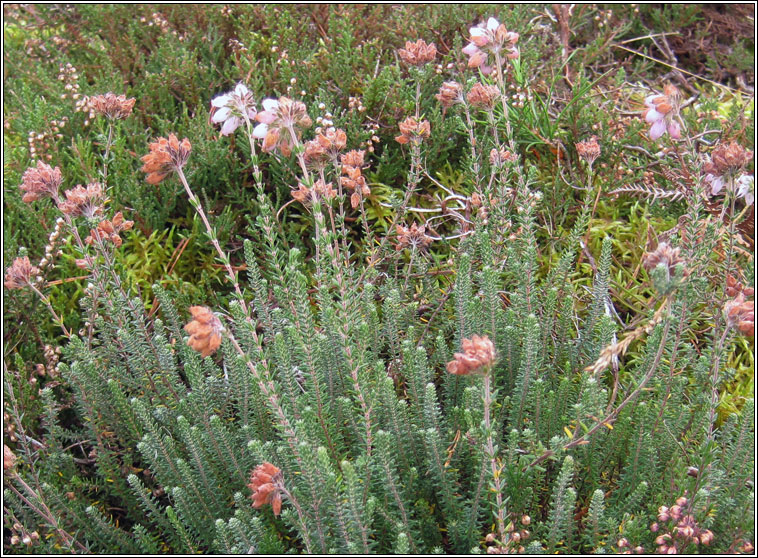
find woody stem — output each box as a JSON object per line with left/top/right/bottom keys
{"left": 175, "top": 166, "right": 250, "bottom": 318}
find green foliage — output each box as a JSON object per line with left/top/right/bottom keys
{"left": 3, "top": 4, "right": 754, "bottom": 556}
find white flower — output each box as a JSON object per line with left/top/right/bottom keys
{"left": 736, "top": 174, "right": 754, "bottom": 206}
{"left": 210, "top": 83, "right": 257, "bottom": 136}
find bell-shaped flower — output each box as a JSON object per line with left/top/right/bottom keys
{"left": 211, "top": 83, "right": 257, "bottom": 136}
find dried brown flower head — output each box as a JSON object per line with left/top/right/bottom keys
{"left": 705, "top": 141, "right": 753, "bottom": 176}
{"left": 57, "top": 182, "right": 104, "bottom": 218}
{"left": 341, "top": 149, "right": 370, "bottom": 208}
{"left": 446, "top": 334, "right": 496, "bottom": 376}
{"left": 398, "top": 39, "right": 437, "bottom": 66}
{"left": 4, "top": 445, "right": 16, "bottom": 472}
{"left": 20, "top": 161, "right": 63, "bottom": 203}
{"left": 89, "top": 93, "right": 136, "bottom": 120}
{"left": 575, "top": 136, "right": 601, "bottom": 166}
{"left": 726, "top": 275, "right": 754, "bottom": 298}
{"left": 395, "top": 222, "right": 432, "bottom": 251}
{"left": 85, "top": 212, "right": 134, "bottom": 247}
{"left": 489, "top": 146, "right": 518, "bottom": 167}
{"left": 436, "top": 81, "right": 464, "bottom": 110}
{"left": 4, "top": 257, "right": 40, "bottom": 290}
{"left": 291, "top": 178, "right": 336, "bottom": 205}
{"left": 277, "top": 96, "right": 312, "bottom": 130}
{"left": 642, "top": 241, "right": 686, "bottom": 276}
{"left": 248, "top": 462, "right": 285, "bottom": 515}
{"left": 342, "top": 149, "right": 365, "bottom": 169}
{"left": 304, "top": 128, "right": 347, "bottom": 168}
{"left": 141, "top": 134, "right": 192, "bottom": 184}
{"left": 184, "top": 306, "right": 224, "bottom": 358}
{"left": 395, "top": 117, "right": 431, "bottom": 145}
{"left": 467, "top": 83, "right": 500, "bottom": 110}
{"left": 724, "top": 293, "right": 754, "bottom": 337}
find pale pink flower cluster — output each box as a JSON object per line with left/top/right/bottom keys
{"left": 642, "top": 85, "right": 681, "bottom": 141}
{"left": 211, "top": 83, "right": 257, "bottom": 136}
{"left": 462, "top": 17, "right": 519, "bottom": 75}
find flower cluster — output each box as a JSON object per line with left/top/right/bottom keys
{"left": 489, "top": 146, "right": 518, "bottom": 167}
{"left": 467, "top": 82, "right": 500, "bottom": 110}
{"left": 4, "top": 257, "right": 40, "bottom": 290}
{"left": 615, "top": 538, "right": 645, "bottom": 554}
{"left": 57, "top": 182, "right": 104, "bottom": 218}
{"left": 398, "top": 39, "right": 437, "bottom": 66}
{"left": 724, "top": 293, "right": 754, "bottom": 337}
{"left": 703, "top": 141, "right": 754, "bottom": 205}
{"left": 462, "top": 17, "right": 519, "bottom": 75}
{"left": 291, "top": 178, "right": 336, "bottom": 205}
{"left": 184, "top": 306, "right": 224, "bottom": 358}
{"left": 19, "top": 161, "right": 63, "bottom": 203}
{"left": 210, "top": 83, "right": 257, "bottom": 136}
{"left": 395, "top": 222, "right": 432, "bottom": 252}
{"left": 642, "top": 84, "right": 682, "bottom": 140}
{"left": 435, "top": 81, "right": 464, "bottom": 111}
{"left": 395, "top": 117, "right": 430, "bottom": 145}
{"left": 85, "top": 212, "right": 134, "bottom": 247}
{"left": 341, "top": 149, "right": 370, "bottom": 208}
{"left": 248, "top": 462, "right": 285, "bottom": 516}
{"left": 141, "top": 134, "right": 192, "bottom": 184}
{"left": 642, "top": 241, "right": 687, "bottom": 277}
{"left": 651, "top": 496, "right": 714, "bottom": 553}
{"left": 89, "top": 93, "right": 136, "bottom": 120}
{"left": 4, "top": 444, "right": 16, "bottom": 472}
{"left": 446, "top": 334, "right": 496, "bottom": 376}
{"left": 575, "top": 136, "right": 601, "bottom": 167}
{"left": 726, "top": 274, "right": 754, "bottom": 298}
{"left": 303, "top": 128, "right": 347, "bottom": 169}
{"left": 253, "top": 96, "right": 312, "bottom": 156}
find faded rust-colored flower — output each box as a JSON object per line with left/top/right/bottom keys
{"left": 395, "top": 117, "right": 430, "bottom": 145}
{"left": 184, "top": 306, "right": 224, "bottom": 358}
{"left": 705, "top": 141, "right": 753, "bottom": 176}
{"left": 19, "top": 161, "right": 63, "bottom": 203}
{"left": 304, "top": 128, "right": 347, "bottom": 168}
{"left": 248, "top": 462, "right": 285, "bottom": 516}
{"left": 141, "top": 134, "right": 192, "bottom": 184}
{"left": 341, "top": 149, "right": 370, "bottom": 208}
{"left": 436, "top": 81, "right": 464, "bottom": 110}
{"left": 253, "top": 96, "right": 312, "bottom": 156}
{"left": 85, "top": 212, "right": 134, "bottom": 247}
{"left": 467, "top": 83, "right": 500, "bottom": 110}
{"left": 4, "top": 445, "right": 16, "bottom": 472}
{"left": 395, "top": 222, "right": 432, "bottom": 252}
{"left": 89, "top": 93, "right": 136, "bottom": 120}
{"left": 575, "top": 136, "right": 601, "bottom": 167}
{"left": 724, "top": 293, "right": 754, "bottom": 338}
{"left": 489, "top": 146, "right": 518, "bottom": 167}
{"left": 642, "top": 241, "right": 686, "bottom": 277}
{"left": 4, "top": 257, "right": 40, "bottom": 290}
{"left": 398, "top": 39, "right": 437, "bottom": 66}
{"left": 726, "top": 274, "right": 754, "bottom": 298}
{"left": 291, "top": 178, "right": 336, "bottom": 205}
{"left": 446, "top": 334, "right": 496, "bottom": 376}
{"left": 57, "top": 182, "right": 104, "bottom": 218}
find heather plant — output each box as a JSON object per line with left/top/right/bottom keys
{"left": 3, "top": 5, "right": 755, "bottom": 555}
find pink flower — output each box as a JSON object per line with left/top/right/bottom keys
{"left": 462, "top": 17, "right": 519, "bottom": 74}
{"left": 642, "top": 85, "right": 682, "bottom": 141}
{"left": 211, "top": 83, "right": 257, "bottom": 136}
{"left": 252, "top": 97, "right": 311, "bottom": 156}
